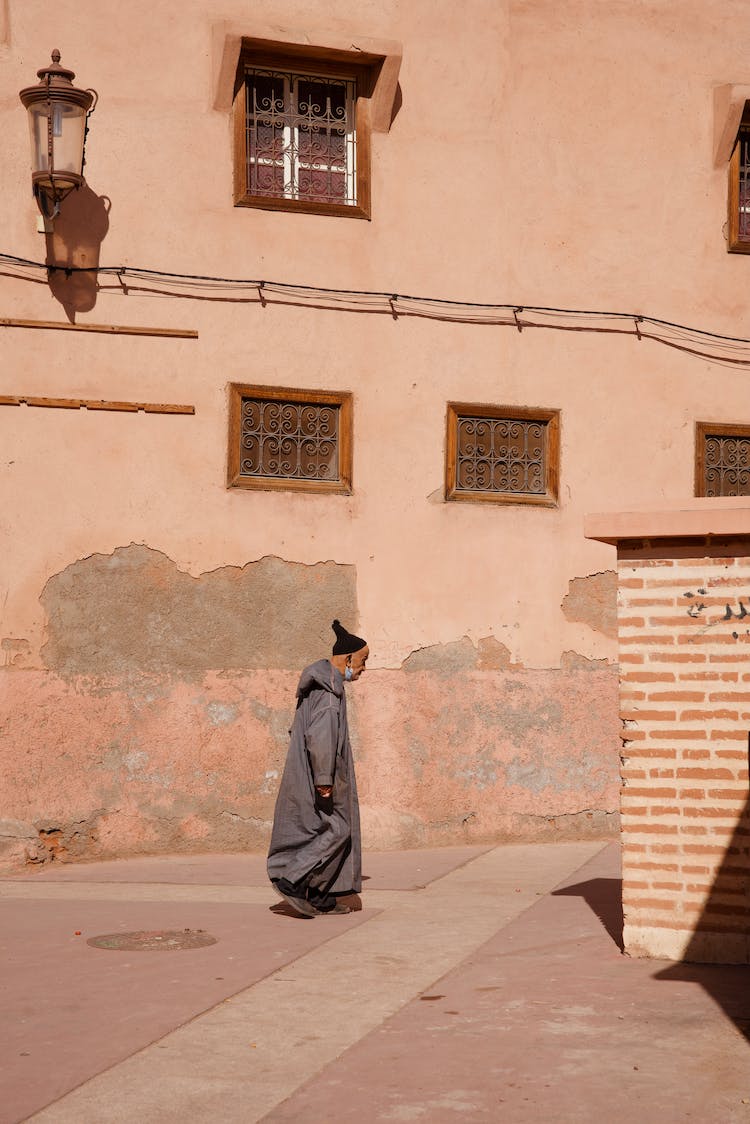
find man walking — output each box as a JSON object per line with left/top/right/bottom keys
{"left": 267, "top": 619, "right": 368, "bottom": 917}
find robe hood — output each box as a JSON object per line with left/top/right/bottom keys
{"left": 296, "top": 658, "right": 343, "bottom": 700}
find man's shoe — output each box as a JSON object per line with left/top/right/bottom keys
{"left": 309, "top": 891, "right": 352, "bottom": 915}
{"left": 272, "top": 878, "right": 318, "bottom": 918}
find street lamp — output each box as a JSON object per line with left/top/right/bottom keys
{"left": 19, "top": 50, "right": 95, "bottom": 228}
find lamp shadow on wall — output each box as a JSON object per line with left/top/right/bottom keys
{"left": 44, "top": 183, "right": 111, "bottom": 322}
{"left": 653, "top": 793, "right": 750, "bottom": 1049}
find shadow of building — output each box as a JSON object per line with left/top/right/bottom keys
{"left": 654, "top": 792, "right": 750, "bottom": 1044}
{"left": 552, "top": 875, "right": 624, "bottom": 951}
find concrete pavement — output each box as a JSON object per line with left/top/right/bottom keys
{"left": 1, "top": 841, "right": 749, "bottom": 1123}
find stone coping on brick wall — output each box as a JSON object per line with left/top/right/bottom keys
{"left": 585, "top": 499, "right": 750, "bottom": 546}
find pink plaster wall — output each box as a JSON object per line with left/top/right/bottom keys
{"left": 0, "top": 665, "right": 618, "bottom": 866}
{"left": 3, "top": 0, "right": 746, "bottom": 864}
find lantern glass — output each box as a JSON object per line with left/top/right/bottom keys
{"left": 26, "top": 99, "right": 87, "bottom": 188}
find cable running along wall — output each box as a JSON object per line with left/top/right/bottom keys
{"left": 2, "top": 252, "right": 750, "bottom": 368}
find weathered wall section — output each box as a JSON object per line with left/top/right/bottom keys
{"left": 39, "top": 546, "right": 358, "bottom": 677}
{"left": 0, "top": 546, "right": 619, "bottom": 867}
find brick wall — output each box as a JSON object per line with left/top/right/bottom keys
{"left": 617, "top": 544, "right": 750, "bottom": 963}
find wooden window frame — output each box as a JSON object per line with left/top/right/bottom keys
{"left": 695, "top": 420, "right": 750, "bottom": 497}
{"left": 445, "top": 402, "right": 561, "bottom": 507}
{"left": 728, "top": 111, "right": 750, "bottom": 253}
{"left": 233, "top": 45, "right": 376, "bottom": 220}
{"left": 228, "top": 383, "right": 353, "bottom": 495}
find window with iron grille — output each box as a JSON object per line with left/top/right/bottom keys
{"left": 445, "top": 403, "right": 560, "bottom": 506}
{"left": 695, "top": 421, "right": 750, "bottom": 496}
{"left": 228, "top": 384, "right": 353, "bottom": 494}
{"left": 233, "top": 51, "right": 372, "bottom": 219}
{"left": 728, "top": 118, "right": 750, "bottom": 252}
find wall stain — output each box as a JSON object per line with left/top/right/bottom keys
{"left": 505, "top": 757, "right": 554, "bottom": 793}
{"left": 250, "top": 699, "right": 294, "bottom": 747}
{"left": 2, "top": 637, "right": 30, "bottom": 667}
{"left": 561, "top": 571, "right": 617, "bottom": 638}
{"left": 205, "top": 701, "right": 238, "bottom": 726}
{"left": 40, "top": 545, "right": 357, "bottom": 679}
{"left": 455, "top": 750, "right": 500, "bottom": 790}
{"left": 98, "top": 743, "right": 175, "bottom": 789}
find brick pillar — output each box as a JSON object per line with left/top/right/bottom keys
{"left": 586, "top": 504, "right": 750, "bottom": 963}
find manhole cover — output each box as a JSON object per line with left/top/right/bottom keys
{"left": 86, "top": 929, "right": 218, "bottom": 952}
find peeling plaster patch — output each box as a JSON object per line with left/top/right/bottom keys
{"left": 477, "top": 636, "right": 522, "bottom": 670}
{"left": 561, "top": 571, "right": 617, "bottom": 638}
{"left": 560, "top": 650, "right": 612, "bottom": 671}
{"left": 28, "top": 811, "right": 108, "bottom": 864}
{"left": 40, "top": 545, "right": 357, "bottom": 679}
{"left": 402, "top": 635, "right": 522, "bottom": 674}
{"left": 206, "top": 701, "right": 238, "bottom": 726}
{"left": 402, "top": 637, "right": 477, "bottom": 674}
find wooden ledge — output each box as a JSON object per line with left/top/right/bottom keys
{"left": 212, "top": 20, "right": 402, "bottom": 132}
{"left": 0, "top": 396, "right": 194, "bottom": 415}
{"left": 713, "top": 83, "right": 750, "bottom": 167}
{"left": 585, "top": 499, "right": 750, "bottom": 545}
{"left": 0, "top": 318, "right": 198, "bottom": 339}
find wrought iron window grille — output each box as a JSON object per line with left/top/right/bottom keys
{"left": 228, "top": 384, "right": 353, "bottom": 494}
{"left": 728, "top": 121, "right": 750, "bottom": 252}
{"left": 695, "top": 421, "right": 750, "bottom": 496}
{"left": 445, "top": 403, "right": 560, "bottom": 506}
{"left": 244, "top": 67, "right": 357, "bottom": 207}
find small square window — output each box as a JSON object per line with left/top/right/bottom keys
{"left": 228, "top": 384, "right": 352, "bottom": 494}
{"left": 445, "top": 403, "right": 560, "bottom": 506}
{"left": 695, "top": 421, "right": 750, "bottom": 496}
{"left": 728, "top": 113, "right": 750, "bottom": 253}
{"left": 234, "top": 50, "right": 372, "bottom": 219}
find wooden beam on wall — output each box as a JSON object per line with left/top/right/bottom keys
{"left": 0, "top": 318, "right": 198, "bottom": 339}
{"left": 0, "top": 396, "right": 195, "bottom": 415}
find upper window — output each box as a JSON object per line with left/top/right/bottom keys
{"left": 695, "top": 421, "right": 750, "bottom": 496}
{"left": 234, "top": 50, "right": 372, "bottom": 219}
{"left": 445, "top": 403, "right": 560, "bottom": 507}
{"left": 228, "top": 383, "right": 353, "bottom": 494}
{"left": 728, "top": 110, "right": 750, "bottom": 252}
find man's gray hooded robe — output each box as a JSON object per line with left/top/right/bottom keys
{"left": 267, "top": 659, "right": 361, "bottom": 896}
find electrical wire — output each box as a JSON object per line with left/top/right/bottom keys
{"left": 2, "top": 251, "right": 750, "bottom": 366}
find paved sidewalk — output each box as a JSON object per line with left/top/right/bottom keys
{"left": 1, "top": 841, "right": 749, "bottom": 1123}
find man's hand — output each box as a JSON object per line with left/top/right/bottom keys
{"left": 315, "top": 785, "right": 333, "bottom": 798}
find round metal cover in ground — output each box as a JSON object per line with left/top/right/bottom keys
{"left": 86, "top": 929, "right": 218, "bottom": 952}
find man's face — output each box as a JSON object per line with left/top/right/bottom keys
{"left": 348, "top": 646, "right": 369, "bottom": 680}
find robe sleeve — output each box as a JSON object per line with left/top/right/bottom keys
{"left": 305, "top": 691, "right": 340, "bottom": 786}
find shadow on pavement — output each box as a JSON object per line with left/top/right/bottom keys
{"left": 552, "top": 857, "right": 750, "bottom": 1050}
{"left": 653, "top": 793, "right": 750, "bottom": 1047}
{"left": 552, "top": 876, "right": 624, "bottom": 950}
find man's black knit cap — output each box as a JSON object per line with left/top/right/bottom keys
{"left": 332, "top": 619, "right": 367, "bottom": 655}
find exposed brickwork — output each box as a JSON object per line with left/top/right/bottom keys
{"left": 618, "top": 551, "right": 750, "bottom": 963}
